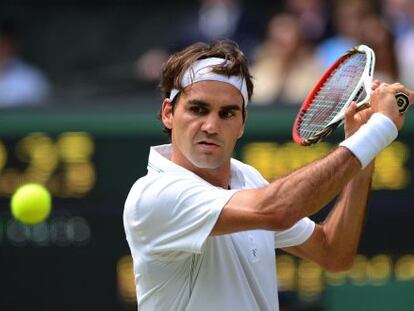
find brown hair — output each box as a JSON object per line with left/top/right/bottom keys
{"left": 158, "top": 39, "right": 253, "bottom": 137}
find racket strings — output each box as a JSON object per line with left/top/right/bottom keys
{"left": 299, "top": 53, "right": 367, "bottom": 138}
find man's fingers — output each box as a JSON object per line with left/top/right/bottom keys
{"left": 387, "top": 83, "right": 413, "bottom": 108}
{"left": 371, "top": 80, "right": 381, "bottom": 91}
{"left": 388, "top": 83, "right": 413, "bottom": 98}
{"left": 345, "top": 101, "right": 357, "bottom": 121}
{"left": 370, "top": 82, "right": 409, "bottom": 130}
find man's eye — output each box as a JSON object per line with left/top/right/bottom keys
{"left": 220, "top": 110, "right": 236, "bottom": 119}
{"left": 190, "top": 106, "right": 207, "bottom": 114}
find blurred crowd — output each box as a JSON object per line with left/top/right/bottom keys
{"left": 1, "top": 0, "right": 414, "bottom": 108}
{"left": 0, "top": 17, "right": 50, "bottom": 108}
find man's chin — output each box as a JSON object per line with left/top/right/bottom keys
{"left": 190, "top": 157, "right": 223, "bottom": 170}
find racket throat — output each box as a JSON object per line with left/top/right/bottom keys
{"left": 302, "top": 122, "right": 341, "bottom": 146}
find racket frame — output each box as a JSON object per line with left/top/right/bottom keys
{"left": 292, "top": 45, "right": 375, "bottom": 146}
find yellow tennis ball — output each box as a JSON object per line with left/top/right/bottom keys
{"left": 11, "top": 184, "right": 52, "bottom": 225}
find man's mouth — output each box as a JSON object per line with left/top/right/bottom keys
{"left": 197, "top": 140, "right": 220, "bottom": 147}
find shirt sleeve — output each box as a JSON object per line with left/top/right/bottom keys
{"left": 274, "top": 217, "right": 315, "bottom": 248}
{"left": 124, "top": 174, "right": 237, "bottom": 257}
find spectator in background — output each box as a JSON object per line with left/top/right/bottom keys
{"left": 250, "top": 14, "right": 323, "bottom": 105}
{"left": 283, "top": 0, "right": 329, "bottom": 44}
{"left": 135, "top": 0, "right": 264, "bottom": 82}
{"left": 173, "top": 0, "right": 263, "bottom": 57}
{"left": 359, "top": 14, "right": 399, "bottom": 84}
{"left": 381, "top": 0, "right": 413, "bottom": 38}
{"left": 0, "top": 18, "right": 50, "bottom": 108}
{"left": 316, "top": 0, "right": 371, "bottom": 69}
{"left": 396, "top": 39, "right": 414, "bottom": 90}
{"left": 384, "top": 0, "right": 414, "bottom": 89}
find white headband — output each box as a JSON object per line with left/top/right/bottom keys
{"left": 169, "top": 57, "right": 249, "bottom": 106}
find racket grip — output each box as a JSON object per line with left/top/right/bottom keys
{"left": 396, "top": 92, "right": 410, "bottom": 113}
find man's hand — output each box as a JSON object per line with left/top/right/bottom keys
{"left": 370, "top": 82, "right": 413, "bottom": 130}
{"left": 344, "top": 81, "right": 413, "bottom": 138}
{"left": 344, "top": 102, "right": 372, "bottom": 138}
{"left": 344, "top": 80, "right": 381, "bottom": 138}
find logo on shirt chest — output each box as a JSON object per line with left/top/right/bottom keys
{"left": 248, "top": 234, "right": 260, "bottom": 263}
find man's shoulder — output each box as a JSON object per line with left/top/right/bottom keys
{"left": 125, "top": 172, "right": 213, "bottom": 208}
{"left": 124, "top": 173, "right": 182, "bottom": 222}
{"left": 126, "top": 173, "right": 184, "bottom": 199}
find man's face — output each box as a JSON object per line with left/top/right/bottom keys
{"left": 162, "top": 80, "right": 246, "bottom": 171}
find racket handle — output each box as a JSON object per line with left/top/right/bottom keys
{"left": 396, "top": 92, "right": 410, "bottom": 113}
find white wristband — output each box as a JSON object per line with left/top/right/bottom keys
{"left": 339, "top": 113, "right": 398, "bottom": 168}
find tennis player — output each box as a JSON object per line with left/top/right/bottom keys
{"left": 123, "top": 40, "right": 412, "bottom": 310}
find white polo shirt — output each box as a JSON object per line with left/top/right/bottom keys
{"left": 123, "top": 144, "right": 315, "bottom": 311}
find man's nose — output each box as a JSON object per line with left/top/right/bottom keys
{"left": 201, "top": 114, "right": 220, "bottom": 134}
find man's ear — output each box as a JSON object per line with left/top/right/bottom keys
{"left": 238, "top": 110, "right": 248, "bottom": 138}
{"left": 161, "top": 99, "right": 173, "bottom": 129}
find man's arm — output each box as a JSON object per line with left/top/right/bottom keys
{"left": 212, "top": 146, "right": 361, "bottom": 235}
{"left": 282, "top": 162, "right": 374, "bottom": 272}
{"left": 280, "top": 82, "right": 405, "bottom": 271}
{"left": 212, "top": 82, "right": 412, "bottom": 236}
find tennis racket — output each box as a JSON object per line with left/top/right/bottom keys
{"left": 292, "top": 45, "right": 410, "bottom": 146}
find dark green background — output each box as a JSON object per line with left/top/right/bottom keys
{"left": 1, "top": 106, "right": 413, "bottom": 310}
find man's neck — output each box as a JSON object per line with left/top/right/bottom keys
{"left": 170, "top": 151, "right": 231, "bottom": 189}
{"left": 191, "top": 165, "right": 231, "bottom": 189}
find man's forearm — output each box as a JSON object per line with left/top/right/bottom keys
{"left": 263, "top": 146, "right": 362, "bottom": 227}
{"left": 218, "top": 146, "right": 367, "bottom": 234}
{"left": 320, "top": 162, "right": 374, "bottom": 264}
{"left": 282, "top": 162, "right": 374, "bottom": 271}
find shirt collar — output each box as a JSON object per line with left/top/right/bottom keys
{"left": 147, "top": 144, "right": 246, "bottom": 188}
{"left": 148, "top": 144, "right": 195, "bottom": 176}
